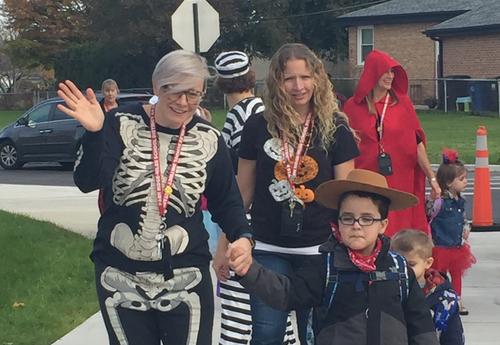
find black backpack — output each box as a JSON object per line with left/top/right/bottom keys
{"left": 323, "top": 251, "right": 410, "bottom": 310}
{"left": 309, "top": 250, "right": 410, "bottom": 342}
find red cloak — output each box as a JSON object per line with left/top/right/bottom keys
{"left": 344, "top": 50, "right": 428, "bottom": 237}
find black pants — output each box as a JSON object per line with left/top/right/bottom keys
{"left": 95, "top": 263, "right": 214, "bottom": 345}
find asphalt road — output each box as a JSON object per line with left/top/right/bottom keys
{"left": 0, "top": 163, "right": 75, "bottom": 186}
{"left": 1, "top": 163, "right": 500, "bottom": 221}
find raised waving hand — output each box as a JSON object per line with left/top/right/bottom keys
{"left": 57, "top": 80, "right": 105, "bottom": 132}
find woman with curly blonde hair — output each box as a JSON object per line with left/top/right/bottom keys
{"left": 264, "top": 43, "right": 339, "bottom": 151}
{"left": 235, "top": 43, "right": 359, "bottom": 344}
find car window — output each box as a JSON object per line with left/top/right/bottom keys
{"left": 28, "top": 104, "right": 51, "bottom": 124}
{"left": 52, "top": 104, "right": 72, "bottom": 121}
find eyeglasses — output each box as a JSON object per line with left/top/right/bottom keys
{"left": 338, "top": 214, "right": 384, "bottom": 226}
{"left": 162, "top": 86, "right": 204, "bottom": 105}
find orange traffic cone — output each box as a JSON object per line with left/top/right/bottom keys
{"left": 472, "top": 126, "right": 493, "bottom": 228}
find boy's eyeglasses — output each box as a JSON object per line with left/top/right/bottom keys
{"left": 162, "top": 86, "right": 204, "bottom": 105}
{"left": 338, "top": 215, "right": 384, "bottom": 226}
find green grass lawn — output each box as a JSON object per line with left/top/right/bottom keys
{"left": 210, "top": 108, "right": 227, "bottom": 129}
{"left": 418, "top": 110, "right": 500, "bottom": 164}
{"left": 0, "top": 110, "right": 24, "bottom": 128}
{"left": 0, "top": 210, "right": 98, "bottom": 345}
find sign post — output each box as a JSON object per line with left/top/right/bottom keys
{"left": 172, "top": 0, "right": 220, "bottom": 53}
{"left": 192, "top": 1, "right": 200, "bottom": 53}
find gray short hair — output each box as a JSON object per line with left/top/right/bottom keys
{"left": 101, "top": 79, "right": 119, "bottom": 92}
{"left": 152, "top": 50, "right": 209, "bottom": 92}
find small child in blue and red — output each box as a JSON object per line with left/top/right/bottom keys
{"left": 391, "top": 229, "right": 465, "bottom": 345}
{"left": 427, "top": 149, "right": 476, "bottom": 315}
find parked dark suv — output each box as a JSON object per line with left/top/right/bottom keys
{"left": 0, "top": 93, "right": 151, "bottom": 169}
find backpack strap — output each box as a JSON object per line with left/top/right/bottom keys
{"left": 323, "top": 252, "right": 365, "bottom": 309}
{"left": 324, "top": 252, "right": 410, "bottom": 308}
{"left": 368, "top": 269, "right": 405, "bottom": 283}
{"left": 324, "top": 252, "right": 339, "bottom": 310}
{"left": 388, "top": 252, "right": 410, "bottom": 304}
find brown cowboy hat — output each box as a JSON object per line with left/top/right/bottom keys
{"left": 315, "top": 169, "right": 418, "bottom": 211}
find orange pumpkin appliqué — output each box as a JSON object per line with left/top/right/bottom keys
{"left": 295, "top": 185, "right": 315, "bottom": 203}
{"left": 274, "top": 155, "right": 319, "bottom": 203}
{"left": 274, "top": 155, "right": 319, "bottom": 184}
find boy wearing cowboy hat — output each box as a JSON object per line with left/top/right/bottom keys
{"left": 229, "top": 169, "right": 438, "bottom": 345}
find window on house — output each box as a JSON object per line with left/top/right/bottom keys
{"left": 357, "top": 26, "right": 374, "bottom": 65}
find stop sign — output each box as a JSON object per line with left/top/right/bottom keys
{"left": 171, "top": 0, "right": 220, "bottom": 53}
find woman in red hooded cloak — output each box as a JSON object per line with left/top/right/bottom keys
{"left": 344, "top": 50, "right": 440, "bottom": 237}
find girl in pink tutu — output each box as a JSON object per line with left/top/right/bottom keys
{"left": 428, "top": 149, "right": 476, "bottom": 315}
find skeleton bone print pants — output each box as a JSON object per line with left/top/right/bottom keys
{"left": 95, "top": 262, "right": 213, "bottom": 345}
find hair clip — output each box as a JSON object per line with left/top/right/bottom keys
{"left": 442, "top": 148, "right": 458, "bottom": 164}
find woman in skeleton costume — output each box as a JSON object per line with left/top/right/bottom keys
{"left": 233, "top": 43, "right": 359, "bottom": 345}
{"left": 57, "top": 50, "right": 254, "bottom": 345}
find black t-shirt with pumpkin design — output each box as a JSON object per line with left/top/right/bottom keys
{"left": 239, "top": 114, "right": 359, "bottom": 248}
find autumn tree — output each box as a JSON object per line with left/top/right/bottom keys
{"left": 211, "top": 0, "right": 293, "bottom": 58}
{"left": 217, "top": 0, "right": 377, "bottom": 61}
{"left": 54, "top": 0, "right": 179, "bottom": 88}
{"left": 0, "top": 47, "right": 23, "bottom": 93}
{"left": 1, "top": 0, "right": 89, "bottom": 68}
{"left": 0, "top": 0, "right": 378, "bottom": 89}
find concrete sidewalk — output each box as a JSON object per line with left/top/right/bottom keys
{"left": 1, "top": 183, "right": 500, "bottom": 345}
{"left": 0, "top": 184, "right": 99, "bottom": 239}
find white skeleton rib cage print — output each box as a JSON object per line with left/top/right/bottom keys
{"left": 109, "top": 112, "right": 218, "bottom": 261}
{"left": 87, "top": 112, "right": 219, "bottom": 345}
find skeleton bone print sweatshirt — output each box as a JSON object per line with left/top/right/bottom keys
{"left": 74, "top": 103, "right": 251, "bottom": 278}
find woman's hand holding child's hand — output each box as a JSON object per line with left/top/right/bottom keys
{"left": 226, "top": 239, "right": 253, "bottom": 276}
{"left": 429, "top": 179, "right": 441, "bottom": 199}
{"left": 213, "top": 245, "right": 230, "bottom": 282}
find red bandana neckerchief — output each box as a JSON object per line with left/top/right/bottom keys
{"left": 331, "top": 223, "right": 382, "bottom": 272}
{"left": 423, "top": 268, "right": 446, "bottom": 296}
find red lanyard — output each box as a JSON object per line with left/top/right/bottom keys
{"left": 149, "top": 105, "right": 186, "bottom": 217}
{"left": 281, "top": 113, "right": 312, "bottom": 191}
{"left": 376, "top": 93, "right": 390, "bottom": 151}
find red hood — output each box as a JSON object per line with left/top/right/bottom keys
{"left": 353, "top": 50, "right": 408, "bottom": 103}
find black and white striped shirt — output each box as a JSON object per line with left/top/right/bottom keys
{"left": 222, "top": 97, "right": 264, "bottom": 172}
{"left": 222, "top": 96, "right": 265, "bottom": 151}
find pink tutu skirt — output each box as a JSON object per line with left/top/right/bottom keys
{"left": 432, "top": 243, "right": 476, "bottom": 276}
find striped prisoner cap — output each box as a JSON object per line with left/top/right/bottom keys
{"left": 215, "top": 51, "right": 250, "bottom": 78}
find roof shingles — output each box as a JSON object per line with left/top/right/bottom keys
{"left": 339, "top": 0, "right": 500, "bottom": 34}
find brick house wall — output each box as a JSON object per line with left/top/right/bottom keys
{"left": 443, "top": 33, "right": 500, "bottom": 78}
{"left": 346, "top": 22, "right": 439, "bottom": 104}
